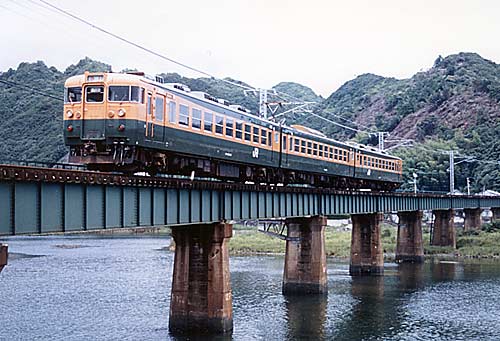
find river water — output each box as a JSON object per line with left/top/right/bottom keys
{"left": 1, "top": 235, "right": 500, "bottom": 341}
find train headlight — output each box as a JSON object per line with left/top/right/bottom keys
{"left": 75, "top": 112, "right": 81, "bottom": 119}
{"left": 117, "top": 124, "right": 125, "bottom": 132}
{"left": 108, "top": 111, "right": 115, "bottom": 118}
{"left": 118, "top": 109, "right": 126, "bottom": 117}
{"left": 67, "top": 125, "right": 73, "bottom": 132}
{"left": 66, "top": 110, "right": 73, "bottom": 118}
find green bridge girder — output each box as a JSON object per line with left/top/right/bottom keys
{"left": 1, "top": 180, "right": 500, "bottom": 236}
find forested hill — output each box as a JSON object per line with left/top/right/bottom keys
{"left": 0, "top": 53, "right": 499, "bottom": 192}
{"left": 306, "top": 52, "right": 500, "bottom": 192}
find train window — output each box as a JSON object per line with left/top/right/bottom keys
{"left": 289, "top": 137, "right": 294, "bottom": 152}
{"left": 204, "top": 112, "right": 213, "bottom": 132}
{"left": 226, "top": 118, "right": 234, "bottom": 137}
{"left": 294, "top": 138, "right": 300, "bottom": 152}
{"left": 65, "top": 87, "right": 82, "bottom": 103}
{"left": 169, "top": 102, "right": 176, "bottom": 123}
{"left": 192, "top": 108, "right": 201, "bottom": 129}
{"left": 319, "top": 145, "right": 323, "bottom": 157}
{"left": 313, "top": 143, "right": 318, "bottom": 156}
{"left": 131, "top": 86, "right": 144, "bottom": 103}
{"left": 215, "top": 115, "right": 224, "bottom": 134}
{"left": 275, "top": 132, "right": 279, "bottom": 143}
{"left": 108, "top": 86, "right": 129, "bottom": 102}
{"left": 179, "top": 104, "right": 189, "bottom": 126}
{"left": 253, "top": 127, "right": 259, "bottom": 143}
{"left": 85, "top": 86, "right": 104, "bottom": 103}
{"left": 155, "top": 96, "right": 164, "bottom": 122}
{"left": 307, "top": 141, "right": 312, "bottom": 155}
{"left": 268, "top": 131, "right": 272, "bottom": 146}
{"left": 261, "top": 129, "right": 267, "bottom": 145}
{"left": 147, "top": 94, "right": 151, "bottom": 117}
{"left": 329, "top": 147, "right": 334, "bottom": 159}
{"left": 282, "top": 136, "right": 287, "bottom": 150}
{"left": 235, "top": 122, "right": 243, "bottom": 139}
{"left": 244, "top": 124, "right": 251, "bottom": 141}
{"left": 301, "top": 140, "right": 306, "bottom": 153}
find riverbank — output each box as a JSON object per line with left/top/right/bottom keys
{"left": 229, "top": 224, "right": 500, "bottom": 259}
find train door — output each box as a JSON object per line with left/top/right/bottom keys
{"left": 145, "top": 92, "right": 153, "bottom": 140}
{"left": 81, "top": 85, "right": 106, "bottom": 140}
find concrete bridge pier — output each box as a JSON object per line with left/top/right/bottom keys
{"left": 283, "top": 216, "right": 328, "bottom": 295}
{"left": 464, "top": 208, "right": 482, "bottom": 231}
{"left": 431, "top": 209, "right": 456, "bottom": 248}
{"left": 491, "top": 207, "right": 500, "bottom": 222}
{"left": 0, "top": 244, "right": 7, "bottom": 273}
{"left": 396, "top": 211, "right": 424, "bottom": 263}
{"left": 350, "top": 213, "right": 384, "bottom": 276}
{"left": 169, "top": 223, "right": 233, "bottom": 335}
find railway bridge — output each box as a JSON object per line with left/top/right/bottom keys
{"left": 1, "top": 163, "right": 500, "bottom": 334}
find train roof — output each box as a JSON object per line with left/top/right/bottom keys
{"left": 65, "top": 72, "right": 401, "bottom": 161}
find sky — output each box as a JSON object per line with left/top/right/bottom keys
{"left": 0, "top": 0, "right": 499, "bottom": 97}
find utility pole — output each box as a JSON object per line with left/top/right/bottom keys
{"left": 449, "top": 150, "right": 455, "bottom": 194}
{"left": 413, "top": 172, "right": 418, "bottom": 194}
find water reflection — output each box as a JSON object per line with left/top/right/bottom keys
{"left": 398, "top": 263, "right": 425, "bottom": 291}
{"left": 431, "top": 261, "right": 457, "bottom": 282}
{"left": 284, "top": 295, "right": 327, "bottom": 340}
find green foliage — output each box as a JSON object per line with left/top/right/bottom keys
{"left": 0, "top": 58, "right": 111, "bottom": 162}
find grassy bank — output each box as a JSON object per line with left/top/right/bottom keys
{"left": 229, "top": 224, "right": 500, "bottom": 259}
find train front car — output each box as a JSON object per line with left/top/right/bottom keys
{"left": 63, "top": 72, "right": 144, "bottom": 172}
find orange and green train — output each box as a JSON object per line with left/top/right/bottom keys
{"left": 63, "top": 72, "right": 402, "bottom": 190}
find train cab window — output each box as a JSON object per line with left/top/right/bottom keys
{"left": 204, "top": 112, "right": 213, "bottom": 132}
{"left": 65, "top": 87, "right": 82, "bottom": 103}
{"left": 225, "top": 118, "right": 234, "bottom": 137}
{"left": 192, "top": 108, "right": 202, "bottom": 129}
{"left": 253, "top": 127, "right": 259, "bottom": 143}
{"left": 85, "top": 86, "right": 104, "bottom": 103}
{"left": 301, "top": 140, "right": 306, "bottom": 153}
{"left": 155, "top": 96, "right": 164, "bottom": 122}
{"left": 261, "top": 129, "right": 267, "bottom": 145}
{"left": 108, "top": 86, "right": 129, "bottom": 102}
{"left": 131, "top": 86, "right": 144, "bottom": 103}
{"left": 235, "top": 121, "right": 243, "bottom": 139}
{"left": 244, "top": 124, "right": 251, "bottom": 141}
{"left": 179, "top": 104, "right": 189, "bottom": 126}
{"left": 216, "top": 115, "right": 224, "bottom": 134}
{"left": 169, "top": 102, "right": 176, "bottom": 123}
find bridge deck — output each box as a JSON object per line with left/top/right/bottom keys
{"left": 1, "top": 164, "right": 499, "bottom": 235}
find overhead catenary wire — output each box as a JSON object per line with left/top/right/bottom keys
{"left": 36, "top": 0, "right": 255, "bottom": 92}
{"left": 0, "top": 79, "right": 62, "bottom": 101}
{"left": 18, "top": 0, "right": 376, "bottom": 135}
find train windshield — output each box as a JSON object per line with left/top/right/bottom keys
{"left": 86, "top": 86, "right": 104, "bottom": 103}
{"left": 64, "top": 87, "right": 82, "bottom": 103}
{"left": 108, "top": 86, "right": 144, "bottom": 103}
